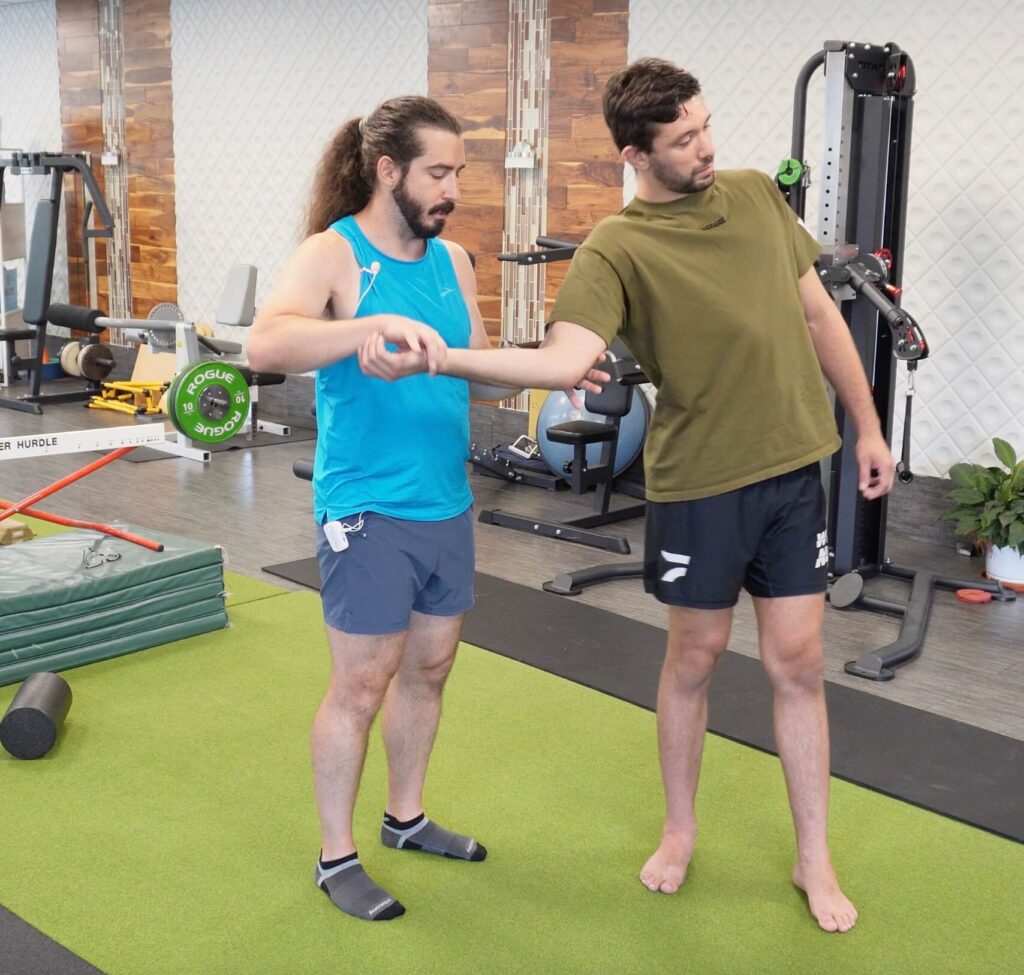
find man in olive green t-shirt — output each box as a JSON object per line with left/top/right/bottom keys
{"left": 357, "top": 58, "right": 894, "bottom": 936}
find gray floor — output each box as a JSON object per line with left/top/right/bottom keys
{"left": 1, "top": 389, "right": 1022, "bottom": 742}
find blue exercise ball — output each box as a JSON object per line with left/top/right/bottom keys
{"left": 537, "top": 390, "right": 649, "bottom": 480}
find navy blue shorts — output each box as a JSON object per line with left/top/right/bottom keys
{"left": 643, "top": 463, "right": 828, "bottom": 609}
{"left": 315, "top": 509, "right": 475, "bottom": 635}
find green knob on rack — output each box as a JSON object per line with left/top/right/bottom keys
{"left": 776, "top": 158, "right": 804, "bottom": 187}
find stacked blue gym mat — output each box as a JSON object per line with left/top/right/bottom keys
{"left": 0, "top": 528, "right": 228, "bottom": 686}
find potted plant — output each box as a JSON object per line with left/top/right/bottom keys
{"left": 942, "top": 436, "right": 1024, "bottom": 585}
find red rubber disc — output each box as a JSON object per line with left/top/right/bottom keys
{"left": 955, "top": 589, "right": 992, "bottom": 604}
{"left": 980, "top": 572, "right": 1024, "bottom": 593}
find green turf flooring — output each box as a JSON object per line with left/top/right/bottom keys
{"left": 0, "top": 588, "right": 1021, "bottom": 975}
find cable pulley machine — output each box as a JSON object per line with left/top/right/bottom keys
{"left": 781, "top": 40, "right": 1012, "bottom": 679}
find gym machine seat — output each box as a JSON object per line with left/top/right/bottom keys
{"left": 478, "top": 359, "right": 645, "bottom": 554}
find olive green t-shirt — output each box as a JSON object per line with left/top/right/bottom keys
{"left": 549, "top": 168, "right": 841, "bottom": 502}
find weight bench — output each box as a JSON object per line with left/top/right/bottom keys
{"left": 123, "top": 263, "right": 259, "bottom": 372}
{"left": 478, "top": 359, "right": 646, "bottom": 554}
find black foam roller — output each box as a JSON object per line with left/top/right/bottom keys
{"left": 47, "top": 303, "right": 105, "bottom": 334}
{"left": 292, "top": 458, "right": 314, "bottom": 482}
{"left": 0, "top": 672, "right": 73, "bottom": 760}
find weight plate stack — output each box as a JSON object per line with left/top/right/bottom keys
{"left": 78, "top": 342, "right": 115, "bottom": 382}
{"left": 59, "top": 341, "right": 82, "bottom": 376}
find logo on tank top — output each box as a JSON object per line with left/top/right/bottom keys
{"left": 660, "top": 550, "right": 691, "bottom": 583}
{"left": 701, "top": 216, "right": 726, "bottom": 230}
{"left": 814, "top": 531, "right": 829, "bottom": 569}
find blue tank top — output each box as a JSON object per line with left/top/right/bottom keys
{"left": 313, "top": 216, "right": 473, "bottom": 522}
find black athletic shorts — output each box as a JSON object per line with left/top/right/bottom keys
{"left": 643, "top": 462, "right": 828, "bottom": 609}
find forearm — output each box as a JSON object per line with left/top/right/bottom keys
{"left": 443, "top": 346, "right": 589, "bottom": 391}
{"left": 807, "top": 315, "right": 882, "bottom": 437}
{"left": 246, "top": 314, "right": 384, "bottom": 374}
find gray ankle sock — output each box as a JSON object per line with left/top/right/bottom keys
{"left": 315, "top": 856, "right": 405, "bottom": 921}
{"left": 381, "top": 814, "right": 487, "bottom": 861}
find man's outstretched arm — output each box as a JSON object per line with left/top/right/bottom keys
{"left": 359, "top": 318, "right": 609, "bottom": 393}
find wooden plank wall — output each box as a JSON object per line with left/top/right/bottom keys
{"left": 427, "top": 0, "right": 510, "bottom": 340}
{"left": 122, "top": 0, "right": 177, "bottom": 317}
{"left": 56, "top": 0, "right": 105, "bottom": 310}
{"left": 55, "top": 0, "right": 177, "bottom": 319}
{"left": 428, "top": 0, "right": 627, "bottom": 340}
{"left": 545, "top": 0, "right": 628, "bottom": 307}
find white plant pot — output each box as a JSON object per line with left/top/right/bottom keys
{"left": 986, "top": 545, "right": 1024, "bottom": 585}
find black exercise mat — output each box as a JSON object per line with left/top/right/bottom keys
{"left": 262, "top": 555, "right": 320, "bottom": 589}
{"left": 122, "top": 426, "right": 316, "bottom": 462}
{"left": 0, "top": 907, "right": 104, "bottom": 975}
{"left": 258, "top": 556, "right": 1024, "bottom": 842}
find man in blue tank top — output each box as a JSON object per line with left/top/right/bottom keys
{"left": 247, "top": 96, "right": 577, "bottom": 922}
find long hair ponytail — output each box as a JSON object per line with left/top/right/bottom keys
{"left": 305, "top": 118, "right": 368, "bottom": 237}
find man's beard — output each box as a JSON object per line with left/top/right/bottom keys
{"left": 393, "top": 173, "right": 455, "bottom": 239}
{"left": 649, "top": 154, "right": 715, "bottom": 195}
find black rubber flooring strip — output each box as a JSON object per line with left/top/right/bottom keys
{"left": 0, "top": 906, "right": 105, "bottom": 975}
{"left": 464, "top": 572, "right": 1024, "bottom": 844}
{"left": 256, "top": 559, "right": 1024, "bottom": 843}
{"left": 262, "top": 556, "right": 321, "bottom": 589}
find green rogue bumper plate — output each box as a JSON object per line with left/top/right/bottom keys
{"left": 167, "top": 361, "right": 250, "bottom": 443}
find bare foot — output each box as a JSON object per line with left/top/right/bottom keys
{"left": 792, "top": 862, "right": 858, "bottom": 932}
{"left": 639, "top": 831, "right": 695, "bottom": 894}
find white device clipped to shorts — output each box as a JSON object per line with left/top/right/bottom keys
{"left": 323, "top": 514, "right": 365, "bottom": 553}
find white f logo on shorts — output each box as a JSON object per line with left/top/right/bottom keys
{"left": 661, "top": 550, "right": 691, "bottom": 583}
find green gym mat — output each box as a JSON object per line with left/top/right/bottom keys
{"left": 0, "top": 589, "right": 1020, "bottom": 975}
{"left": 5, "top": 516, "right": 284, "bottom": 613}
{"left": 0, "top": 519, "right": 286, "bottom": 687}
{"left": 0, "top": 526, "right": 229, "bottom": 686}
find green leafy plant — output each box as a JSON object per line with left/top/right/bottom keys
{"left": 942, "top": 437, "right": 1024, "bottom": 555}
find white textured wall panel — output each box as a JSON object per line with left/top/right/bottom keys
{"left": 0, "top": 0, "right": 68, "bottom": 311}
{"left": 170, "top": 0, "right": 428, "bottom": 340}
{"left": 629, "top": 0, "right": 1024, "bottom": 476}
